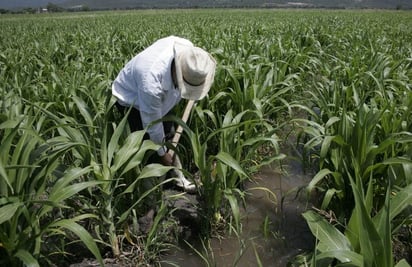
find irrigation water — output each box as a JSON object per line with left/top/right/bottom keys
{"left": 161, "top": 154, "right": 315, "bottom": 266}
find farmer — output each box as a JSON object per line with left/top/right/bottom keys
{"left": 112, "top": 36, "right": 216, "bottom": 192}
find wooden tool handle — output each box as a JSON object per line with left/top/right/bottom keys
{"left": 167, "top": 100, "right": 195, "bottom": 158}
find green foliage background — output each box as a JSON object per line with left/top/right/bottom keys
{"left": 0, "top": 9, "right": 411, "bottom": 266}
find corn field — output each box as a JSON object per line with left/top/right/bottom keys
{"left": 0, "top": 9, "right": 411, "bottom": 267}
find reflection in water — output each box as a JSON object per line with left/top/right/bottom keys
{"left": 161, "top": 159, "right": 314, "bottom": 267}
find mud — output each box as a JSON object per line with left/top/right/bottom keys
{"left": 161, "top": 156, "right": 315, "bottom": 267}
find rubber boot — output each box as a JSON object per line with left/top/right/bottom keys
{"left": 172, "top": 154, "right": 196, "bottom": 193}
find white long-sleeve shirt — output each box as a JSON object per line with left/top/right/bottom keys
{"left": 112, "top": 36, "right": 194, "bottom": 155}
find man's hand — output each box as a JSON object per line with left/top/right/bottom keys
{"left": 160, "top": 152, "right": 173, "bottom": 166}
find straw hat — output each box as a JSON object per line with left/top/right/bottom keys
{"left": 174, "top": 42, "right": 216, "bottom": 100}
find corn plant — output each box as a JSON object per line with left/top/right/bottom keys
{"left": 291, "top": 13, "right": 412, "bottom": 267}
{"left": 176, "top": 101, "right": 283, "bottom": 234}
{"left": 292, "top": 14, "right": 412, "bottom": 212}
{"left": 0, "top": 105, "right": 103, "bottom": 266}
{"left": 38, "top": 82, "right": 177, "bottom": 261}
{"left": 303, "top": 173, "right": 412, "bottom": 267}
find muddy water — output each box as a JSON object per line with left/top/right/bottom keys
{"left": 161, "top": 158, "right": 314, "bottom": 267}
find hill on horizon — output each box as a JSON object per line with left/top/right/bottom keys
{"left": 0, "top": 0, "right": 410, "bottom": 10}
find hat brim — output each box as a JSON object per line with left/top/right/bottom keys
{"left": 174, "top": 42, "right": 216, "bottom": 100}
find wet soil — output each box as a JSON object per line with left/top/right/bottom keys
{"left": 160, "top": 157, "right": 315, "bottom": 267}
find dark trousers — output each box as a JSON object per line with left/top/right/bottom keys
{"left": 115, "top": 102, "right": 146, "bottom": 132}
{"left": 114, "top": 102, "right": 175, "bottom": 149}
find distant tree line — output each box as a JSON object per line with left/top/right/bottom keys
{"left": 0, "top": 0, "right": 410, "bottom": 14}
{"left": 0, "top": 2, "right": 89, "bottom": 14}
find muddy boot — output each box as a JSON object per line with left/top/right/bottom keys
{"left": 172, "top": 155, "right": 196, "bottom": 193}
{"left": 175, "top": 173, "right": 196, "bottom": 193}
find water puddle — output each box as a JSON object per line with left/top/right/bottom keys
{"left": 161, "top": 155, "right": 315, "bottom": 266}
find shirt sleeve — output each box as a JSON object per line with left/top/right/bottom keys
{"left": 139, "top": 86, "right": 168, "bottom": 156}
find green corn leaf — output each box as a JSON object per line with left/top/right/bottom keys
{"left": 363, "top": 157, "right": 412, "bottom": 180}
{"left": 0, "top": 159, "right": 13, "bottom": 195}
{"left": 49, "top": 181, "right": 103, "bottom": 203}
{"left": 118, "top": 178, "right": 173, "bottom": 224}
{"left": 348, "top": 174, "right": 386, "bottom": 267}
{"left": 224, "top": 189, "right": 240, "bottom": 230}
{"left": 320, "top": 136, "right": 335, "bottom": 160}
{"left": 241, "top": 136, "right": 279, "bottom": 148}
{"left": 39, "top": 180, "right": 104, "bottom": 218}
{"left": 307, "top": 168, "right": 333, "bottom": 193}
{"left": 381, "top": 186, "right": 393, "bottom": 267}
{"left": 146, "top": 200, "right": 168, "bottom": 248}
{"left": 49, "top": 219, "right": 103, "bottom": 266}
{"left": 325, "top": 116, "right": 341, "bottom": 129}
{"left": 395, "top": 259, "right": 411, "bottom": 267}
{"left": 0, "top": 122, "right": 20, "bottom": 188}
{"left": 14, "top": 249, "right": 40, "bottom": 267}
{"left": 10, "top": 129, "right": 40, "bottom": 194}
{"left": 124, "top": 164, "right": 173, "bottom": 194}
{"left": 73, "top": 96, "right": 94, "bottom": 127}
{"left": 136, "top": 163, "right": 173, "bottom": 179}
{"left": 315, "top": 250, "right": 364, "bottom": 266}
{"left": 0, "top": 119, "right": 21, "bottom": 130}
{"left": 111, "top": 130, "right": 145, "bottom": 173}
{"left": 120, "top": 140, "right": 159, "bottom": 176}
{"left": 320, "top": 188, "right": 340, "bottom": 210}
{"left": 55, "top": 120, "right": 87, "bottom": 146}
{"left": 303, "top": 210, "right": 352, "bottom": 253}
{"left": 374, "top": 183, "right": 412, "bottom": 227}
{"left": 403, "top": 162, "right": 412, "bottom": 184}
{"left": 0, "top": 202, "right": 21, "bottom": 225}
{"left": 48, "top": 166, "right": 93, "bottom": 198}
{"left": 252, "top": 242, "right": 263, "bottom": 267}
{"left": 232, "top": 109, "right": 250, "bottom": 124}
{"left": 222, "top": 109, "right": 234, "bottom": 127}
{"left": 215, "top": 151, "right": 247, "bottom": 179}
{"left": 346, "top": 207, "right": 360, "bottom": 253}
{"left": 247, "top": 186, "right": 277, "bottom": 207}
{"left": 106, "top": 109, "right": 129, "bottom": 166}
